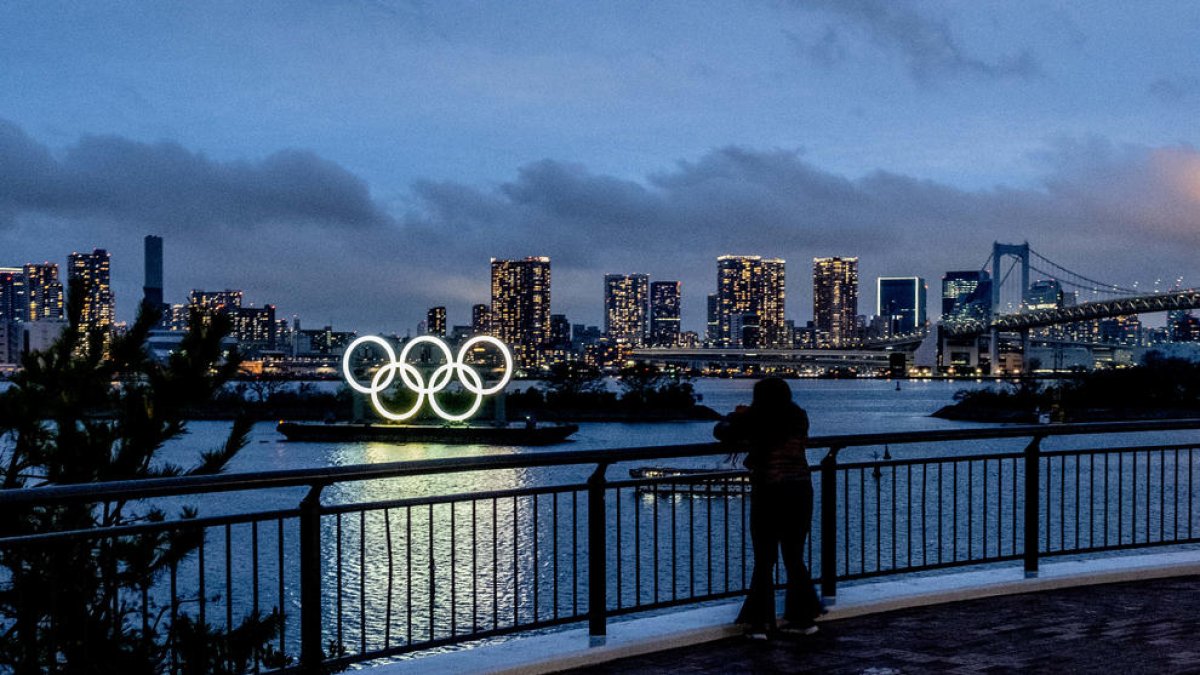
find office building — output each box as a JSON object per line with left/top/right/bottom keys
{"left": 143, "top": 235, "right": 165, "bottom": 316}
{"left": 716, "top": 256, "right": 786, "bottom": 348}
{"left": 0, "top": 268, "right": 24, "bottom": 323}
{"left": 490, "top": 257, "right": 551, "bottom": 369}
{"left": 549, "top": 314, "right": 572, "bottom": 350}
{"left": 67, "top": 249, "right": 115, "bottom": 352}
{"left": 471, "top": 304, "right": 490, "bottom": 335}
{"left": 232, "top": 305, "right": 277, "bottom": 352}
{"left": 604, "top": 273, "right": 650, "bottom": 346}
{"left": 649, "top": 281, "right": 681, "bottom": 348}
{"left": 706, "top": 294, "right": 719, "bottom": 346}
{"left": 813, "top": 257, "right": 858, "bottom": 347}
{"left": 941, "top": 270, "right": 992, "bottom": 324}
{"left": 876, "top": 277, "right": 927, "bottom": 336}
{"left": 187, "top": 290, "right": 244, "bottom": 329}
{"left": 22, "top": 263, "right": 64, "bottom": 322}
{"left": 426, "top": 306, "right": 447, "bottom": 337}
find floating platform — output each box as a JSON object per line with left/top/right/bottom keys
{"left": 276, "top": 421, "right": 579, "bottom": 446}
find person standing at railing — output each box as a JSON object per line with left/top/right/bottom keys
{"left": 714, "top": 377, "right": 824, "bottom": 640}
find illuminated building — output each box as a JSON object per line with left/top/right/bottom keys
{"left": 604, "top": 273, "right": 649, "bottom": 346}
{"left": 426, "top": 306, "right": 447, "bottom": 337}
{"left": 471, "top": 304, "right": 490, "bottom": 335}
{"left": 22, "top": 263, "right": 64, "bottom": 322}
{"left": 650, "top": 281, "right": 681, "bottom": 347}
{"left": 232, "top": 305, "right": 277, "bottom": 352}
{"left": 549, "top": 314, "right": 572, "bottom": 350}
{"left": 68, "top": 249, "right": 115, "bottom": 352}
{"left": 876, "top": 277, "right": 927, "bottom": 336}
{"left": 0, "top": 268, "right": 24, "bottom": 323}
{"left": 813, "top": 257, "right": 858, "bottom": 347}
{"left": 716, "top": 256, "right": 785, "bottom": 348}
{"left": 941, "top": 270, "right": 991, "bottom": 323}
{"left": 490, "top": 257, "right": 551, "bottom": 369}
{"left": 706, "top": 293, "right": 719, "bottom": 345}
{"left": 187, "top": 290, "right": 243, "bottom": 329}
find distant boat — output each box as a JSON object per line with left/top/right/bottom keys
{"left": 627, "top": 466, "right": 749, "bottom": 495}
{"left": 276, "top": 421, "right": 578, "bottom": 446}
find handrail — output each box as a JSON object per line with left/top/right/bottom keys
{"left": 1, "top": 419, "right": 1198, "bottom": 507}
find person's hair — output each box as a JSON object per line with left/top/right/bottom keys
{"left": 750, "top": 377, "right": 792, "bottom": 411}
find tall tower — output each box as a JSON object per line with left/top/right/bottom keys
{"left": 68, "top": 249, "right": 115, "bottom": 352}
{"left": 649, "top": 281, "right": 682, "bottom": 347}
{"left": 813, "top": 257, "right": 858, "bottom": 347}
{"left": 143, "top": 235, "right": 166, "bottom": 321}
{"left": 603, "top": 273, "right": 650, "bottom": 346}
{"left": 716, "top": 256, "right": 786, "bottom": 348}
{"left": 876, "top": 276, "right": 927, "bottom": 336}
{"left": 0, "top": 268, "right": 24, "bottom": 322}
{"left": 426, "top": 306, "right": 447, "bottom": 337}
{"left": 22, "top": 263, "right": 64, "bottom": 322}
{"left": 490, "top": 257, "right": 551, "bottom": 369}
{"left": 941, "top": 270, "right": 992, "bottom": 323}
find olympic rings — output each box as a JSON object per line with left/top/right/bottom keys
{"left": 342, "top": 334, "right": 513, "bottom": 422}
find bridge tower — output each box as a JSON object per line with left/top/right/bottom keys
{"left": 990, "top": 241, "right": 1030, "bottom": 314}
{"left": 987, "top": 242, "right": 1031, "bottom": 376}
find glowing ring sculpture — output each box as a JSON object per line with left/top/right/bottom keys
{"left": 342, "top": 335, "right": 513, "bottom": 423}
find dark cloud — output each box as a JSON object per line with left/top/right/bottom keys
{"left": 0, "top": 120, "right": 392, "bottom": 230}
{"left": 3, "top": 119, "right": 1198, "bottom": 335}
{"left": 788, "top": 0, "right": 1041, "bottom": 84}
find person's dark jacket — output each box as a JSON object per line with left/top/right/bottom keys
{"left": 714, "top": 402, "right": 810, "bottom": 484}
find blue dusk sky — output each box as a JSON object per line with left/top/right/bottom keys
{"left": 1, "top": 1, "right": 1199, "bottom": 334}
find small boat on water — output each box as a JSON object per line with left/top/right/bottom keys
{"left": 627, "top": 466, "right": 749, "bottom": 495}
{"left": 276, "top": 421, "right": 578, "bottom": 446}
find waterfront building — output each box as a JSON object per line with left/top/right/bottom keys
{"left": 232, "top": 305, "right": 277, "bottom": 352}
{"left": 471, "top": 304, "right": 490, "bottom": 335}
{"left": 143, "top": 235, "right": 168, "bottom": 323}
{"left": 0, "top": 268, "right": 24, "bottom": 323}
{"left": 187, "top": 289, "right": 244, "bottom": 329}
{"left": 572, "top": 324, "right": 601, "bottom": 351}
{"left": 426, "top": 306, "right": 447, "bottom": 337}
{"left": 649, "top": 281, "right": 681, "bottom": 348}
{"left": 813, "top": 257, "right": 858, "bottom": 347}
{"left": 1169, "top": 310, "right": 1200, "bottom": 342}
{"left": 716, "top": 255, "right": 786, "bottom": 348}
{"left": 706, "top": 293, "right": 719, "bottom": 346}
{"left": 68, "top": 249, "right": 115, "bottom": 353}
{"left": 490, "top": 257, "right": 551, "bottom": 369}
{"left": 549, "top": 314, "right": 572, "bottom": 350}
{"left": 876, "top": 276, "right": 927, "bottom": 336}
{"left": 941, "top": 270, "right": 992, "bottom": 324}
{"left": 294, "top": 324, "right": 356, "bottom": 356}
{"left": 0, "top": 320, "right": 19, "bottom": 364}
{"left": 22, "top": 263, "right": 64, "bottom": 322}
{"left": 604, "top": 273, "right": 650, "bottom": 346}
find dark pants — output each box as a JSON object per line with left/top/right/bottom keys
{"left": 737, "top": 479, "right": 822, "bottom": 627}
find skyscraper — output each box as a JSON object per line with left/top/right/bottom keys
{"left": 716, "top": 256, "right": 786, "bottom": 348}
{"left": 490, "top": 257, "right": 551, "bottom": 369}
{"left": 22, "top": 263, "right": 64, "bottom": 322}
{"left": 941, "top": 270, "right": 992, "bottom": 323}
{"left": 876, "top": 277, "right": 927, "bottom": 336}
{"left": 472, "top": 304, "right": 490, "bottom": 335}
{"left": 604, "top": 273, "right": 650, "bottom": 346}
{"left": 143, "top": 235, "right": 164, "bottom": 308}
{"left": 67, "top": 249, "right": 115, "bottom": 350}
{"left": 649, "top": 281, "right": 681, "bottom": 347}
{"left": 813, "top": 257, "right": 858, "bottom": 347}
{"left": 426, "top": 306, "right": 447, "bottom": 337}
{"left": 0, "top": 268, "right": 24, "bottom": 323}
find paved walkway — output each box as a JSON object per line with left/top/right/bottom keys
{"left": 574, "top": 575, "right": 1200, "bottom": 674}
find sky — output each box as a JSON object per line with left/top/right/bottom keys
{"left": 1, "top": 1, "right": 1199, "bottom": 335}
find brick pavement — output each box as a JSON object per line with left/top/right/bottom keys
{"left": 572, "top": 575, "right": 1200, "bottom": 674}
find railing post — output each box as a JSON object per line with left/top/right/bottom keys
{"left": 1023, "top": 436, "right": 1043, "bottom": 579}
{"left": 587, "top": 462, "right": 610, "bottom": 644}
{"left": 820, "top": 447, "right": 841, "bottom": 605}
{"left": 300, "top": 483, "right": 326, "bottom": 671}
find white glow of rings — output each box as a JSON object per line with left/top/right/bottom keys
{"left": 342, "top": 335, "right": 513, "bottom": 422}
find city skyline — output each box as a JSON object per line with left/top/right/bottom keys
{"left": 1, "top": 3, "right": 1198, "bottom": 334}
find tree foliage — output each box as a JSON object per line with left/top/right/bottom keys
{"left": 0, "top": 291, "right": 280, "bottom": 673}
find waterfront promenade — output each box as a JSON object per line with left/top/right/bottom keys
{"left": 582, "top": 574, "right": 1200, "bottom": 674}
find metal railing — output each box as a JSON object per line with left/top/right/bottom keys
{"left": 1, "top": 419, "right": 1199, "bottom": 672}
